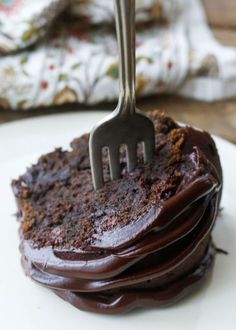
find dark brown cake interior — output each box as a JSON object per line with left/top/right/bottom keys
{"left": 12, "top": 111, "right": 221, "bottom": 253}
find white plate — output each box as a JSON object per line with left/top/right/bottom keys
{"left": 0, "top": 112, "right": 235, "bottom": 330}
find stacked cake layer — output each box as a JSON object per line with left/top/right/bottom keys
{"left": 13, "top": 111, "right": 222, "bottom": 313}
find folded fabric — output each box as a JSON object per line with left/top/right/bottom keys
{"left": 0, "top": 0, "right": 175, "bottom": 54}
{"left": 0, "top": 0, "right": 67, "bottom": 53}
{"left": 0, "top": 0, "right": 236, "bottom": 111}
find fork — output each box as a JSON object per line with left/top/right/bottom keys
{"left": 89, "top": 0, "right": 155, "bottom": 190}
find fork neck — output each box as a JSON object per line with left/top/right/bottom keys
{"left": 114, "top": 0, "right": 136, "bottom": 117}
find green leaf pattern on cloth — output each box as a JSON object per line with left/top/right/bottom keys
{"left": 106, "top": 63, "right": 119, "bottom": 80}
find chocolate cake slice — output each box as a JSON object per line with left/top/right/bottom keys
{"left": 12, "top": 111, "right": 222, "bottom": 314}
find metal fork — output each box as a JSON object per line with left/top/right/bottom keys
{"left": 89, "top": 0, "right": 155, "bottom": 190}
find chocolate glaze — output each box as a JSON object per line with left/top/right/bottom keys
{"left": 53, "top": 243, "right": 215, "bottom": 314}
{"left": 13, "top": 111, "right": 222, "bottom": 313}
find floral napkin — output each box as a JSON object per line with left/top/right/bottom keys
{"left": 0, "top": 0, "right": 236, "bottom": 111}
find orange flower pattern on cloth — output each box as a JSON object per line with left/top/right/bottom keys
{"left": 0, "top": 0, "right": 236, "bottom": 110}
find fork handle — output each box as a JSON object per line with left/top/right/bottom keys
{"left": 114, "top": 0, "right": 136, "bottom": 116}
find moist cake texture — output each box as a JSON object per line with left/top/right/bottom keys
{"left": 12, "top": 111, "right": 222, "bottom": 313}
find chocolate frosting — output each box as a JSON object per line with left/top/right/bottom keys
{"left": 12, "top": 111, "right": 222, "bottom": 314}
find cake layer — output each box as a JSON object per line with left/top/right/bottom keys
{"left": 13, "top": 111, "right": 222, "bottom": 313}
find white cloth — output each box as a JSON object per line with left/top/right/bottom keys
{"left": 0, "top": 0, "right": 235, "bottom": 110}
